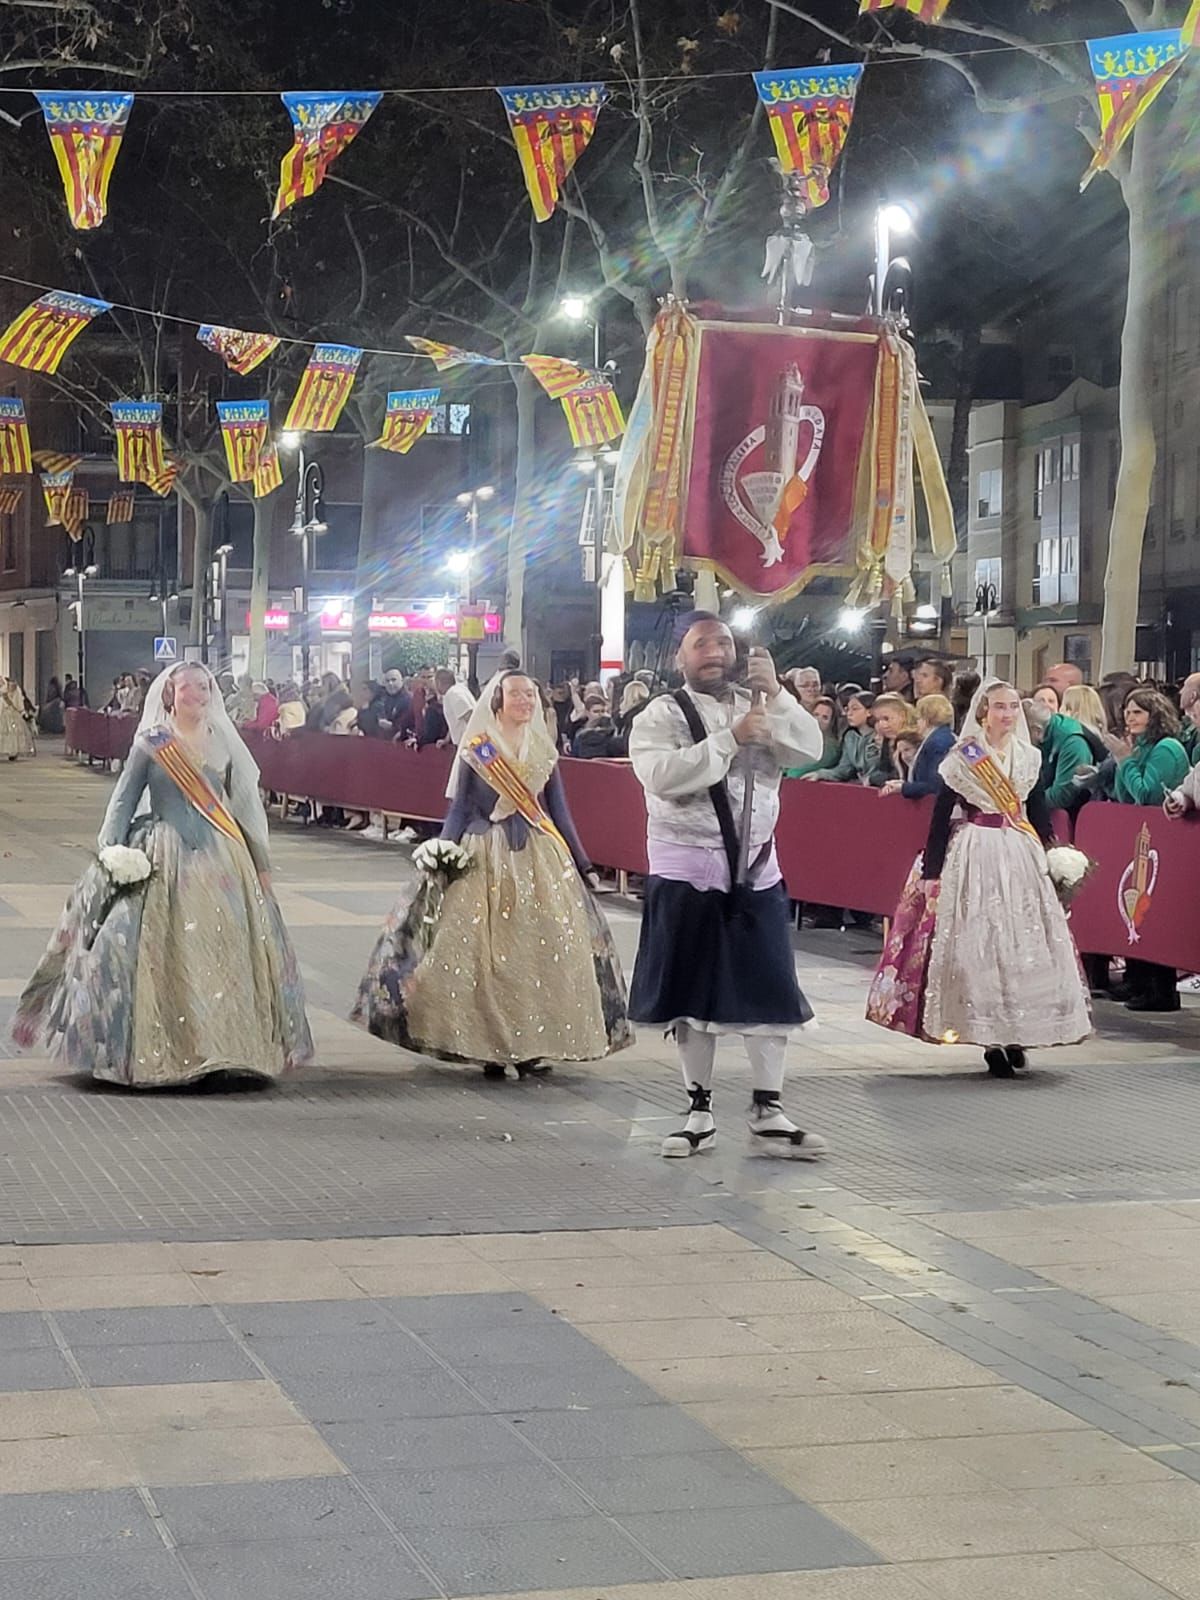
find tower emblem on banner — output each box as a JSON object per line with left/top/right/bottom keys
{"left": 1117, "top": 822, "right": 1159, "bottom": 945}
{"left": 720, "top": 365, "right": 826, "bottom": 569}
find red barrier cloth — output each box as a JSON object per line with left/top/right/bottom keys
{"left": 1070, "top": 803, "right": 1200, "bottom": 967}
{"left": 244, "top": 731, "right": 455, "bottom": 819}
{"left": 559, "top": 757, "right": 650, "bottom": 875}
{"left": 777, "top": 783, "right": 934, "bottom": 915}
{"left": 65, "top": 709, "right": 135, "bottom": 762}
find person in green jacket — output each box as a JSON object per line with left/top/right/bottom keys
{"left": 785, "top": 695, "right": 840, "bottom": 778}
{"left": 1037, "top": 710, "right": 1103, "bottom": 812}
{"left": 805, "top": 692, "right": 879, "bottom": 783}
{"left": 1111, "top": 687, "right": 1189, "bottom": 1012}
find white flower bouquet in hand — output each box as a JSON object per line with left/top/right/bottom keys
{"left": 98, "top": 844, "right": 153, "bottom": 887}
{"left": 1045, "top": 844, "right": 1095, "bottom": 907}
{"left": 411, "top": 838, "right": 471, "bottom": 882}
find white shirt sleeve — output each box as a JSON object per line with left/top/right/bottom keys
{"left": 763, "top": 691, "right": 824, "bottom": 769}
{"left": 444, "top": 684, "right": 477, "bottom": 746}
{"left": 629, "top": 696, "right": 738, "bottom": 799}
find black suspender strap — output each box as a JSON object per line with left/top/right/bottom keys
{"left": 672, "top": 689, "right": 742, "bottom": 887}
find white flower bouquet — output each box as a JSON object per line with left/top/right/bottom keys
{"left": 98, "top": 844, "right": 153, "bottom": 887}
{"left": 1045, "top": 844, "right": 1095, "bottom": 907}
{"left": 411, "top": 838, "right": 472, "bottom": 882}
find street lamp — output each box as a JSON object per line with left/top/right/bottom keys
{"left": 974, "top": 580, "right": 998, "bottom": 677}
{"left": 454, "top": 485, "right": 494, "bottom": 692}
{"left": 873, "top": 201, "right": 914, "bottom": 318}
{"left": 558, "top": 291, "right": 605, "bottom": 373}
{"left": 62, "top": 563, "right": 98, "bottom": 695}
{"left": 838, "top": 606, "right": 867, "bottom": 633}
{"left": 213, "top": 542, "right": 234, "bottom": 670}
{"left": 280, "top": 433, "right": 327, "bottom": 684}
{"left": 730, "top": 606, "right": 758, "bottom": 633}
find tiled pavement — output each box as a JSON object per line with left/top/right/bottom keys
{"left": 2, "top": 753, "right": 1200, "bottom": 1599}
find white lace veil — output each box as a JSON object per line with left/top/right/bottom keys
{"left": 448, "top": 669, "right": 559, "bottom": 820}
{"left": 132, "top": 662, "right": 271, "bottom": 864}
{"left": 958, "top": 677, "right": 1034, "bottom": 751}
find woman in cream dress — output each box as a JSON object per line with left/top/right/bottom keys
{"left": 870, "top": 679, "right": 1090, "bottom": 1075}
{"left": 0, "top": 677, "right": 34, "bottom": 759}
{"left": 354, "top": 671, "right": 629, "bottom": 1075}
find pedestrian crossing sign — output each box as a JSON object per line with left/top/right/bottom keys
{"left": 153, "top": 636, "right": 177, "bottom": 662}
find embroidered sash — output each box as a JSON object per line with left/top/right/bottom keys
{"left": 143, "top": 728, "right": 246, "bottom": 848}
{"left": 463, "top": 732, "right": 571, "bottom": 861}
{"left": 959, "top": 738, "right": 1040, "bottom": 842}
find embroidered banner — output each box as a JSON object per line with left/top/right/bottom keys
{"left": 562, "top": 377, "right": 625, "bottom": 448}
{"left": 753, "top": 66, "right": 863, "bottom": 212}
{"left": 407, "top": 336, "right": 505, "bottom": 371}
{"left": 1081, "top": 29, "right": 1185, "bottom": 189}
{"left": 216, "top": 399, "right": 270, "bottom": 481}
{"left": 371, "top": 389, "right": 440, "bottom": 455}
{"left": 681, "top": 320, "right": 879, "bottom": 600}
{"left": 0, "top": 398, "right": 32, "bottom": 475}
{"left": 522, "top": 354, "right": 592, "bottom": 398}
{"left": 859, "top": 0, "right": 951, "bottom": 20}
{"left": 252, "top": 441, "right": 283, "bottom": 498}
{"left": 0, "top": 291, "right": 110, "bottom": 374}
{"left": 282, "top": 343, "right": 362, "bottom": 432}
{"left": 497, "top": 82, "right": 608, "bottom": 222}
{"left": 36, "top": 92, "right": 134, "bottom": 229}
{"left": 107, "top": 486, "right": 136, "bottom": 524}
{"left": 197, "top": 324, "right": 281, "bottom": 375}
{"left": 112, "top": 400, "right": 168, "bottom": 487}
{"left": 272, "top": 91, "right": 381, "bottom": 218}
{"left": 41, "top": 468, "right": 74, "bottom": 526}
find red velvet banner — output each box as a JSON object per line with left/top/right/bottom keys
{"left": 683, "top": 321, "right": 879, "bottom": 599}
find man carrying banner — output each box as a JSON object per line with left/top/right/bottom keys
{"left": 628, "top": 613, "right": 827, "bottom": 1160}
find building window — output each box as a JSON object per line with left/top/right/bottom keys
{"left": 1047, "top": 347, "right": 1075, "bottom": 388}
{"left": 425, "top": 403, "right": 472, "bottom": 437}
{"left": 1064, "top": 632, "right": 1092, "bottom": 679}
{"left": 1, "top": 512, "right": 15, "bottom": 572}
{"left": 975, "top": 468, "right": 1002, "bottom": 520}
{"left": 1033, "top": 537, "right": 1059, "bottom": 606}
{"left": 973, "top": 556, "right": 1001, "bottom": 609}
{"left": 1034, "top": 451, "right": 1044, "bottom": 517}
{"left": 1060, "top": 535, "right": 1079, "bottom": 602}
{"left": 1061, "top": 440, "right": 1080, "bottom": 482}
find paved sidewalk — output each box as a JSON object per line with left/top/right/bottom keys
{"left": 1, "top": 752, "right": 1200, "bottom": 1600}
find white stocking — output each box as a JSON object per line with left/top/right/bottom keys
{"left": 676, "top": 1023, "right": 716, "bottom": 1094}
{"left": 745, "top": 1033, "right": 787, "bottom": 1097}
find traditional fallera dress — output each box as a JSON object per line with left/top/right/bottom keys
{"left": 14, "top": 714, "right": 312, "bottom": 1086}
{"left": 353, "top": 710, "right": 630, "bottom": 1067}
{"left": 0, "top": 681, "right": 34, "bottom": 758}
{"left": 868, "top": 718, "right": 1091, "bottom": 1049}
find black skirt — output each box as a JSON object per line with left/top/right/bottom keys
{"left": 629, "top": 877, "right": 813, "bottom": 1029}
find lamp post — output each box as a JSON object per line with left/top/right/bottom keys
{"left": 974, "top": 580, "right": 998, "bottom": 677}
{"left": 213, "top": 541, "right": 233, "bottom": 671}
{"left": 62, "top": 563, "right": 98, "bottom": 694}
{"left": 281, "top": 432, "right": 327, "bottom": 685}
{"left": 454, "top": 485, "right": 493, "bottom": 694}
{"left": 872, "top": 202, "right": 914, "bottom": 319}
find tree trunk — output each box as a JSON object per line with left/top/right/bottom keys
{"left": 188, "top": 496, "right": 213, "bottom": 651}
{"left": 947, "top": 323, "right": 980, "bottom": 544}
{"left": 504, "top": 371, "right": 538, "bottom": 660}
{"left": 351, "top": 444, "right": 388, "bottom": 694}
{"left": 1099, "top": 127, "right": 1159, "bottom": 678}
{"left": 248, "top": 495, "right": 271, "bottom": 680}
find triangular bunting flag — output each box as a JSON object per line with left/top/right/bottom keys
{"left": 497, "top": 82, "right": 608, "bottom": 222}
{"left": 36, "top": 93, "right": 134, "bottom": 229}
{"left": 407, "top": 336, "right": 505, "bottom": 371}
{"left": 0, "top": 291, "right": 110, "bottom": 374}
{"left": 107, "top": 487, "right": 136, "bottom": 524}
{"left": 216, "top": 399, "right": 270, "bottom": 481}
{"left": 561, "top": 377, "right": 625, "bottom": 448}
{"left": 252, "top": 442, "right": 283, "bottom": 498}
{"left": 1081, "top": 29, "right": 1185, "bottom": 189}
{"left": 752, "top": 65, "right": 864, "bottom": 211}
{"left": 272, "top": 91, "right": 381, "bottom": 218}
{"left": 0, "top": 484, "right": 23, "bottom": 516}
{"left": 112, "top": 401, "right": 168, "bottom": 488}
{"left": 32, "top": 450, "right": 82, "bottom": 475}
{"left": 859, "top": 0, "right": 951, "bottom": 20}
{"left": 1186, "top": 0, "right": 1200, "bottom": 48}
{"left": 282, "top": 344, "right": 362, "bottom": 432}
{"left": 41, "top": 468, "right": 74, "bottom": 526}
{"left": 522, "top": 354, "right": 592, "bottom": 399}
{"left": 197, "top": 324, "right": 281, "bottom": 375}
{"left": 370, "top": 389, "right": 440, "bottom": 454}
{"left": 0, "top": 398, "right": 32, "bottom": 475}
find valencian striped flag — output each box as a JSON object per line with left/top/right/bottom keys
{"left": 216, "top": 399, "right": 270, "bottom": 481}
{"left": 1186, "top": 0, "right": 1200, "bottom": 48}
{"left": 107, "top": 486, "right": 135, "bottom": 524}
{"left": 63, "top": 487, "right": 88, "bottom": 540}
{"left": 36, "top": 93, "right": 134, "bottom": 230}
{"left": 522, "top": 354, "right": 592, "bottom": 399}
{"left": 112, "top": 401, "right": 168, "bottom": 488}
{"left": 371, "top": 389, "right": 440, "bottom": 455}
{"left": 252, "top": 442, "right": 283, "bottom": 499}
{"left": 1081, "top": 29, "right": 1185, "bottom": 189}
{"left": 144, "top": 457, "right": 178, "bottom": 497}
{"left": 41, "top": 468, "right": 74, "bottom": 526}
{"left": 283, "top": 343, "right": 362, "bottom": 432}
{"left": 0, "top": 290, "right": 110, "bottom": 374}
{"left": 497, "top": 83, "right": 608, "bottom": 222}
{"left": 859, "top": 0, "right": 951, "bottom": 21}
{"left": 0, "top": 398, "right": 32, "bottom": 475}
{"left": 0, "top": 484, "right": 23, "bottom": 516}
{"left": 753, "top": 65, "right": 864, "bottom": 211}
{"left": 272, "top": 91, "right": 381, "bottom": 218}
{"left": 32, "top": 449, "right": 82, "bottom": 475}
{"left": 197, "top": 324, "right": 281, "bottom": 376}
{"left": 407, "top": 336, "right": 504, "bottom": 371}
{"left": 561, "top": 376, "right": 625, "bottom": 449}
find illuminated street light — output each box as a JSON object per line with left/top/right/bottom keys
{"left": 839, "top": 606, "right": 867, "bottom": 633}
{"left": 279, "top": 431, "right": 301, "bottom": 452}
{"left": 730, "top": 606, "right": 758, "bottom": 633}
{"left": 559, "top": 294, "right": 590, "bottom": 322}
{"left": 445, "top": 550, "right": 471, "bottom": 575}
{"left": 880, "top": 203, "right": 914, "bottom": 236}
{"left": 915, "top": 602, "right": 939, "bottom": 620}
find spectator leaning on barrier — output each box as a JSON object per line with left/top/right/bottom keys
{"left": 276, "top": 684, "right": 305, "bottom": 734}
{"left": 1025, "top": 695, "right": 1101, "bottom": 814}
{"left": 1045, "top": 661, "right": 1084, "bottom": 700}
{"left": 867, "top": 693, "right": 918, "bottom": 788}
{"left": 1062, "top": 684, "right": 1108, "bottom": 752}
{"left": 805, "top": 691, "right": 877, "bottom": 783}
{"left": 785, "top": 695, "right": 840, "bottom": 778}
{"left": 879, "top": 693, "right": 955, "bottom": 799}
{"left": 1109, "top": 687, "right": 1188, "bottom": 1013}
{"left": 1178, "top": 671, "right": 1200, "bottom": 763}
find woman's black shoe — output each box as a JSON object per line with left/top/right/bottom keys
{"left": 482, "top": 1062, "right": 507, "bottom": 1079}
{"left": 1005, "top": 1046, "right": 1027, "bottom": 1072}
{"left": 984, "top": 1047, "right": 1015, "bottom": 1078}
{"left": 514, "top": 1060, "right": 552, "bottom": 1078}
{"left": 1125, "top": 992, "right": 1181, "bottom": 1013}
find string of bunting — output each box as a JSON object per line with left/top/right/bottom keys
{"left": 15, "top": 3, "right": 1198, "bottom": 234}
